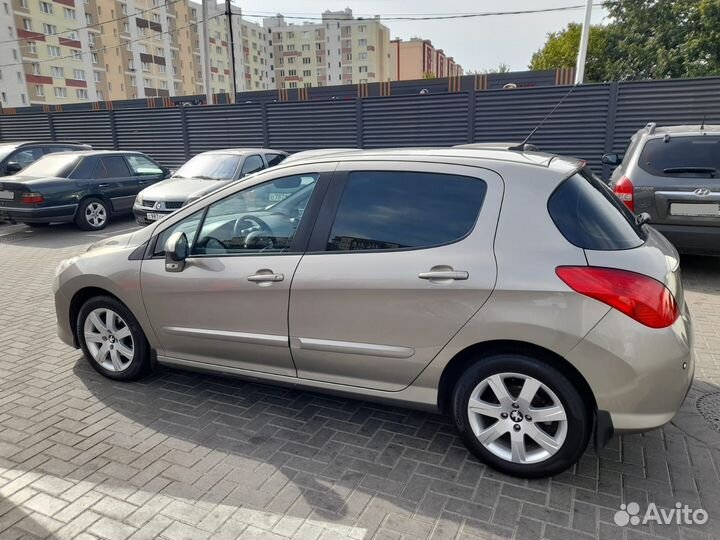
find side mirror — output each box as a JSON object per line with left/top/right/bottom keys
{"left": 636, "top": 212, "right": 651, "bottom": 226}
{"left": 5, "top": 161, "right": 22, "bottom": 174}
{"left": 164, "top": 231, "right": 188, "bottom": 272}
{"left": 602, "top": 153, "right": 620, "bottom": 166}
{"left": 161, "top": 166, "right": 171, "bottom": 177}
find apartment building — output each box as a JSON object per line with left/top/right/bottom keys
{"left": 264, "top": 8, "right": 390, "bottom": 89}
{"left": 389, "top": 38, "right": 463, "bottom": 81}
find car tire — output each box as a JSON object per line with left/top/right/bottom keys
{"left": 24, "top": 222, "right": 50, "bottom": 228}
{"left": 75, "top": 197, "right": 110, "bottom": 231}
{"left": 76, "top": 296, "right": 151, "bottom": 381}
{"left": 452, "top": 353, "right": 590, "bottom": 478}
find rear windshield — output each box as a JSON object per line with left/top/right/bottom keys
{"left": 639, "top": 136, "right": 720, "bottom": 177}
{"left": 548, "top": 168, "right": 647, "bottom": 250}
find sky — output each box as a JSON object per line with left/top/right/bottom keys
{"left": 231, "top": 0, "right": 609, "bottom": 73}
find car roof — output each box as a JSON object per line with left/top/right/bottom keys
{"left": 199, "top": 148, "right": 286, "bottom": 156}
{"left": 51, "top": 150, "right": 146, "bottom": 157}
{"left": 0, "top": 140, "right": 86, "bottom": 148}
{"left": 276, "top": 146, "right": 582, "bottom": 173}
{"left": 641, "top": 124, "right": 720, "bottom": 137}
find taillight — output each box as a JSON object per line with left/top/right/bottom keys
{"left": 556, "top": 266, "right": 679, "bottom": 329}
{"left": 614, "top": 175, "right": 634, "bottom": 212}
{"left": 21, "top": 192, "right": 44, "bottom": 204}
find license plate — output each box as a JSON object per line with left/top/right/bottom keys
{"left": 146, "top": 212, "right": 163, "bottom": 221}
{"left": 670, "top": 202, "right": 720, "bottom": 217}
{"left": 0, "top": 190, "right": 14, "bottom": 200}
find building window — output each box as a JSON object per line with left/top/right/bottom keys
{"left": 152, "top": 13, "right": 160, "bottom": 23}
{"left": 35, "top": 84, "right": 44, "bottom": 96}
{"left": 28, "top": 41, "right": 36, "bottom": 53}
{"left": 359, "top": 66, "right": 368, "bottom": 73}
{"left": 85, "top": 13, "right": 92, "bottom": 23}
{"left": 158, "top": 64, "right": 165, "bottom": 73}
{"left": 142, "top": 62, "right": 151, "bottom": 72}
{"left": 47, "top": 45, "right": 61, "bottom": 57}
{"left": 302, "top": 57, "right": 310, "bottom": 64}
{"left": 97, "top": 90, "right": 103, "bottom": 100}
{"left": 122, "top": 22, "right": 129, "bottom": 32}
{"left": 31, "top": 62, "right": 39, "bottom": 74}
{"left": 42, "top": 23, "right": 57, "bottom": 34}
{"left": 91, "top": 52, "right": 98, "bottom": 64}
{"left": 302, "top": 69, "right": 311, "bottom": 77}
{"left": 39, "top": 1, "right": 52, "bottom": 13}
{"left": 94, "top": 71, "right": 101, "bottom": 82}
{"left": 63, "top": 7, "right": 75, "bottom": 18}
{"left": 143, "top": 77, "right": 151, "bottom": 86}
{"left": 359, "top": 25, "right": 366, "bottom": 32}
{"left": 76, "top": 88, "right": 87, "bottom": 98}
{"left": 73, "top": 69, "right": 85, "bottom": 80}
{"left": 288, "top": 81, "right": 297, "bottom": 88}
{"left": 358, "top": 39, "right": 367, "bottom": 47}
{"left": 51, "top": 66, "right": 64, "bottom": 77}
{"left": 358, "top": 52, "right": 367, "bottom": 60}
{"left": 53, "top": 86, "right": 67, "bottom": 98}
{"left": 22, "top": 18, "right": 31, "bottom": 30}
{"left": 130, "top": 75, "right": 136, "bottom": 86}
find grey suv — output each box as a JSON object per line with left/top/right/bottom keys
{"left": 604, "top": 123, "right": 720, "bottom": 256}
{"left": 54, "top": 147, "right": 694, "bottom": 478}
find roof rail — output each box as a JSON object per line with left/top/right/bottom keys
{"left": 645, "top": 122, "right": 657, "bottom": 134}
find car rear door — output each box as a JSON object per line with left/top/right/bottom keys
{"left": 633, "top": 135, "right": 720, "bottom": 227}
{"left": 288, "top": 161, "right": 502, "bottom": 391}
{"left": 92, "top": 156, "right": 138, "bottom": 212}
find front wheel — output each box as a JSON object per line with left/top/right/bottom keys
{"left": 452, "top": 354, "right": 591, "bottom": 478}
{"left": 76, "top": 296, "right": 151, "bottom": 381}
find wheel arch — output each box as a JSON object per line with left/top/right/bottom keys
{"left": 436, "top": 339, "right": 597, "bottom": 419}
{"left": 68, "top": 286, "right": 124, "bottom": 347}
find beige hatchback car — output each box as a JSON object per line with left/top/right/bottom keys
{"left": 54, "top": 147, "right": 694, "bottom": 478}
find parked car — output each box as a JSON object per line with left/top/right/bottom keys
{"left": 0, "top": 150, "right": 169, "bottom": 230}
{"left": 604, "top": 123, "right": 720, "bottom": 256}
{"left": 133, "top": 148, "right": 288, "bottom": 225}
{"left": 0, "top": 141, "right": 92, "bottom": 177}
{"left": 54, "top": 147, "right": 693, "bottom": 478}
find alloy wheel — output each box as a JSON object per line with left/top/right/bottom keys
{"left": 83, "top": 308, "right": 135, "bottom": 372}
{"left": 467, "top": 372, "right": 568, "bottom": 464}
{"left": 85, "top": 202, "right": 107, "bottom": 228}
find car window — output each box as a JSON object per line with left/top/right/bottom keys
{"left": 548, "top": 168, "right": 647, "bottom": 250}
{"left": 327, "top": 171, "right": 487, "bottom": 252}
{"left": 95, "top": 156, "right": 132, "bottom": 179}
{"left": 126, "top": 155, "right": 163, "bottom": 175}
{"left": 173, "top": 153, "right": 240, "bottom": 180}
{"left": 265, "top": 153, "right": 286, "bottom": 167}
{"left": 191, "top": 173, "right": 319, "bottom": 256}
{"left": 154, "top": 209, "right": 205, "bottom": 256}
{"left": 638, "top": 136, "right": 720, "bottom": 177}
{"left": 16, "top": 153, "right": 79, "bottom": 177}
{"left": 10, "top": 147, "right": 44, "bottom": 168}
{"left": 240, "top": 155, "right": 265, "bottom": 177}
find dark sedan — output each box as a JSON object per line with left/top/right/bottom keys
{"left": 0, "top": 151, "right": 169, "bottom": 230}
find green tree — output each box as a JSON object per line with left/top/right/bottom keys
{"left": 421, "top": 71, "right": 437, "bottom": 79}
{"left": 529, "top": 23, "right": 617, "bottom": 82}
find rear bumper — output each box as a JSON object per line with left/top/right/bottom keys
{"left": 0, "top": 203, "right": 77, "bottom": 224}
{"left": 567, "top": 301, "right": 694, "bottom": 434}
{"left": 653, "top": 223, "right": 720, "bottom": 256}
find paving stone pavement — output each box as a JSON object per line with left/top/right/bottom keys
{"left": 1, "top": 218, "right": 720, "bottom": 540}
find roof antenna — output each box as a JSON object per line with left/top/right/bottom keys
{"left": 700, "top": 115, "right": 706, "bottom": 131}
{"left": 509, "top": 83, "right": 579, "bottom": 151}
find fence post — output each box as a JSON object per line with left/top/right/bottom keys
{"left": 602, "top": 81, "right": 619, "bottom": 180}
{"left": 47, "top": 112, "right": 56, "bottom": 141}
{"left": 180, "top": 105, "right": 190, "bottom": 160}
{"left": 467, "top": 90, "right": 476, "bottom": 143}
{"left": 109, "top": 110, "right": 119, "bottom": 150}
{"left": 261, "top": 102, "right": 269, "bottom": 147}
{"left": 356, "top": 97, "right": 363, "bottom": 148}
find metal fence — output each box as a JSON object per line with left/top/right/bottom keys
{"left": 1, "top": 76, "right": 719, "bottom": 178}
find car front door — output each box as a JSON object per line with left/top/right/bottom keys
{"left": 125, "top": 154, "right": 167, "bottom": 190}
{"left": 140, "top": 164, "right": 333, "bottom": 376}
{"left": 92, "top": 156, "right": 138, "bottom": 212}
{"left": 288, "top": 162, "right": 502, "bottom": 391}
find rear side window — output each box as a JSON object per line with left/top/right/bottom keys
{"left": 265, "top": 153, "right": 286, "bottom": 167}
{"left": 327, "top": 171, "right": 487, "bottom": 251}
{"left": 95, "top": 156, "right": 131, "bottom": 178}
{"left": 549, "top": 169, "right": 646, "bottom": 250}
{"left": 639, "top": 136, "right": 720, "bottom": 177}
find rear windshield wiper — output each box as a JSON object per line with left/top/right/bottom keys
{"left": 663, "top": 167, "right": 716, "bottom": 177}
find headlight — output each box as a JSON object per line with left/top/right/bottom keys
{"left": 136, "top": 194, "right": 144, "bottom": 206}
{"left": 55, "top": 256, "right": 79, "bottom": 276}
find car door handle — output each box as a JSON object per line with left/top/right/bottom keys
{"left": 418, "top": 270, "right": 469, "bottom": 281}
{"left": 247, "top": 272, "right": 284, "bottom": 283}
{"left": 98, "top": 183, "right": 109, "bottom": 188}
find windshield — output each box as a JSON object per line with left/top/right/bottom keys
{"left": 639, "top": 136, "right": 720, "bottom": 177}
{"left": 0, "top": 144, "right": 19, "bottom": 162}
{"left": 173, "top": 154, "right": 241, "bottom": 180}
{"left": 17, "top": 153, "right": 79, "bottom": 178}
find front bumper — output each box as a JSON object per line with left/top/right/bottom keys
{"left": 53, "top": 285, "right": 76, "bottom": 348}
{"left": 0, "top": 203, "right": 77, "bottom": 224}
{"left": 567, "top": 300, "right": 694, "bottom": 434}
{"left": 132, "top": 203, "right": 174, "bottom": 226}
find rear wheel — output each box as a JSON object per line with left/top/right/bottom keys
{"left": 75, "top": 197, "right": 109, "bottom": 231}
{"left": 452, "top": 354, "right": 590, "bottom": 478}
{"left": 76, "top": 296, "right": 151, "bottom": 381}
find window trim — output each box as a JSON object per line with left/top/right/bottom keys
{"left": 239, "top": 153, "right": 265, "bottom": 177}
{"left": 306, "top": 169, "right": 488, "bottom": 255}
{"left": 148, "top": 171, "right": 332, "bottom": 260}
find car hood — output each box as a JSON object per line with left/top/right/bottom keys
{"left": 139, "top": 177, "right": 231, "bottom": 202}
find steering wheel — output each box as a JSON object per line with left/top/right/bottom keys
{"left": 233, "top": 214, "right": 273, "bottom": 238}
